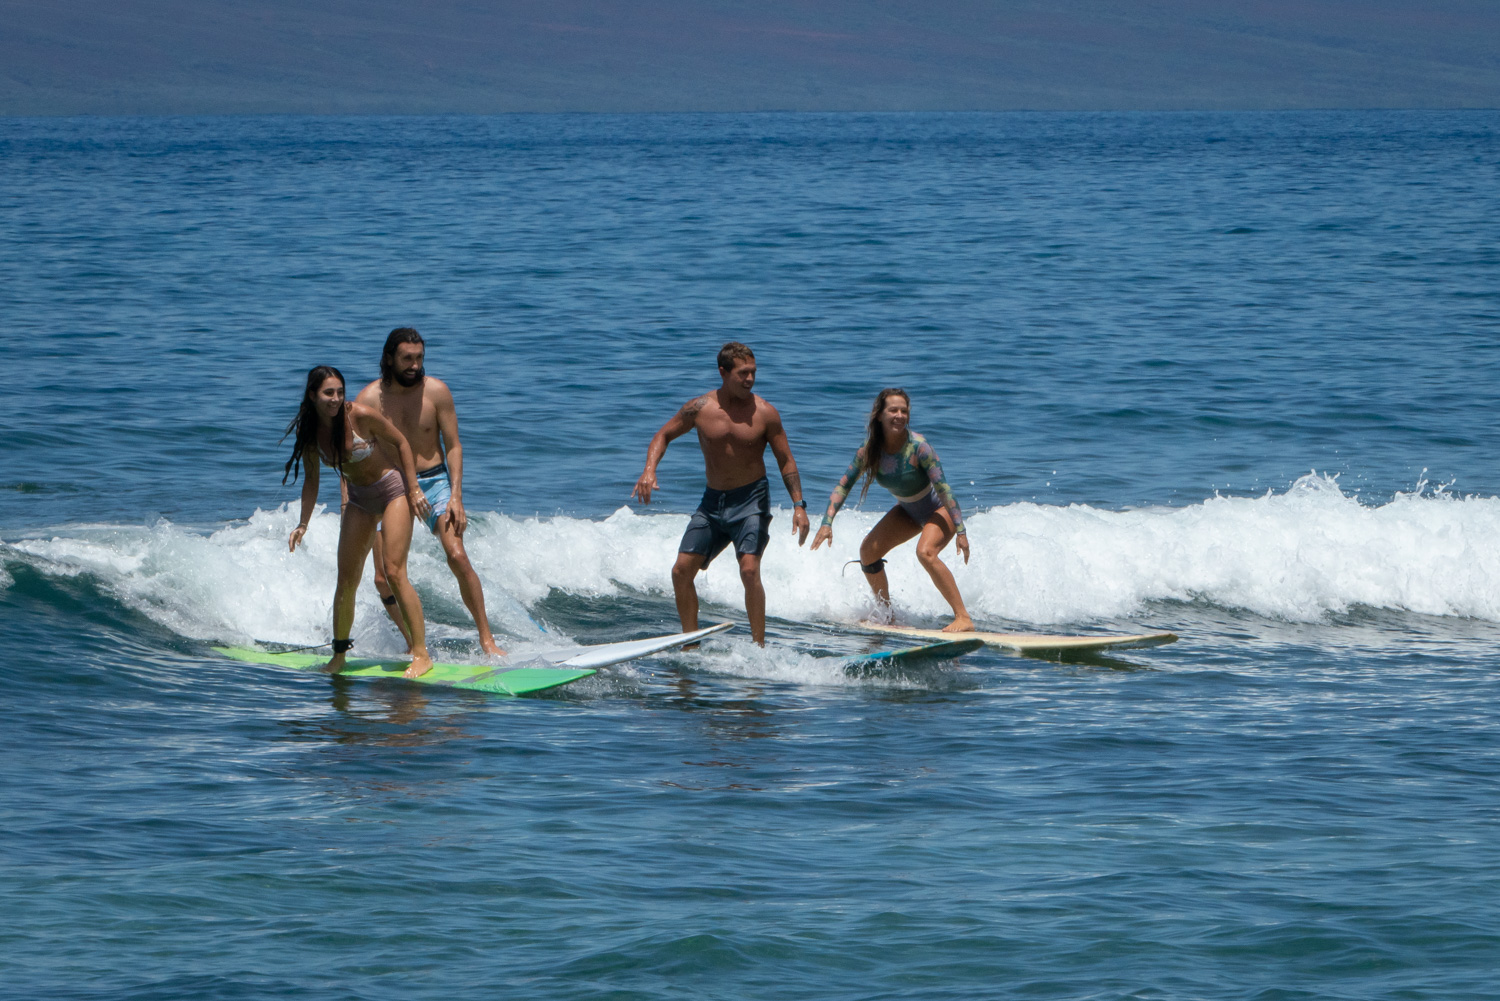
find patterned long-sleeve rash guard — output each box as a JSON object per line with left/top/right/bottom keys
{"left": 822, "top": 431, "right": 965, "bottom": 534}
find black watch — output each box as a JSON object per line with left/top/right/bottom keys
{"left": 794, "top": 500, "right": 807, "bottom": 509}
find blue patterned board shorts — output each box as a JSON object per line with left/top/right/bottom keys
{"left": 416, "top": 463, "right": 451, "bottom": 533}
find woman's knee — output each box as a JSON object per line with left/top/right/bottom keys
{"left": 915, "top": 540, "right": 943, "bottom": 566}
{"left": 859, "top": 535, "right": 884, "bottom": 562}
{"left": 383, "top": 560, "right": 410, "bottom": 587}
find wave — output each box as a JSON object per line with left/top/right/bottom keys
{"left": 5, "top": 474, "right": 1500, "bottom": 651}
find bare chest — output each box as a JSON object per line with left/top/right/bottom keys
{"left": 695, "top": 404, "right": 765, "bottom": 450}
{"left": 381, "top": 393, "right": 438, "bottom": 444}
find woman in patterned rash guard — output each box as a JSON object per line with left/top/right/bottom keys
{"left": 812, "top": 387, "right": 974, "bottom": 632}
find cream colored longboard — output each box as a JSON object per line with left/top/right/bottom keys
{"left": 858, "top": 622, "right": 1177, "bottom": 653}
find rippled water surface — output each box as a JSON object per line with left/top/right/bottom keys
{"left": 4, "top": 111, "right": 1500, "bottom": 1000}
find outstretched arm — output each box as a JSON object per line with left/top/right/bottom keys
{"left": 290, "top": 448, "right": 319, "bottom": 552}
{"left": 810, "top": 448, "right": 865, "bottom": 550}
{"left": 632, "top": 396, "right": 705, "bottom": 505}
{"left": 765, "top": 406, "right": 809, "bottom": 545}
{"left": 433, "top": 383, "right": 467, "bottom": 535}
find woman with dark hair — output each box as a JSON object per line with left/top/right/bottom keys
{"left": 811, "top": 388, "right": 974, "bottom": 632}
{"left": 284, "top": 365, "right": 436, "bottom": 677}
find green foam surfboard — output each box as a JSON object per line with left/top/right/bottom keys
{"left": 213, "top": 645, "right": 594, "bottom": 695}
{"left": 212, "top": 622, "right": 736, "bottom": 696}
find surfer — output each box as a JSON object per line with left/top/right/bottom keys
{"left": 283, "top": 365, "right": 435, "bottom": 678}
{"left": 811, "top": 388, "right": 974, "bottom": 632}
{"left": 357, "top": 328, "right": 506, "bottom": 657}
{"left": 632, "top": 342, "right": 810, "bottom": 646}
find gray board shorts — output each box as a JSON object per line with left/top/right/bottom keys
{"left": 679, "top": 478, "right": 773, "bottom": 566}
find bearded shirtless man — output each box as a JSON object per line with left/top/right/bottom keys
{"left": 632, "top": 342, "right": 810, "bottom": 645}
{"left": 358, "top": 328, "right": 505, "bottom": 656}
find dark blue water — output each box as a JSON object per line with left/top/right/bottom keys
{"left": 4, "top": 111, "right": 1500, "bottom": 1000}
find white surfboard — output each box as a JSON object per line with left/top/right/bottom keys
{"left": 857, "top": 621, "right": 1177, "bottom": 653}
{"left": 516, "top": 621, "right": 735, "bottom": 670}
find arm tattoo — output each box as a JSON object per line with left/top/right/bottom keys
{"left": 782, "top": 468, "right": 802, "bottom": 501}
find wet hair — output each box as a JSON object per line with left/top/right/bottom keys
{"left": 858, "top": 387, "right": 911, "bottom": 503}
{"left": 282, "top": 366, "right": 346, "bottom": 484}
{"left": 717, "top": 341, "right": 755, "bottom": 372}
{"left": 380, "top": 327, "right": 425, "bottom": 384}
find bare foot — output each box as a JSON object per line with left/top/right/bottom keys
{"left": 479, "top": 636, "right": 507, "bottom": 657}
{"left": 322, "top": 653, "right": 347, "bottom": 674}
{"left": 404, "top": 649, "right": 434, "bottom": 679}
{"left": 942, "top": 617, "right": 975, "bottom": 633}
{"left": 680, "top": 642, "right": 701, "bottom": 652}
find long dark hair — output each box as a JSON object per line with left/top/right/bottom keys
{"left": 282, "top": 366, "right": 346, "bottom": 484}
{"left": 381, "top": 327, "right": 425, "bottom": 384}
{"left": 858, "top": 387, "right": 911, "bottom": 503}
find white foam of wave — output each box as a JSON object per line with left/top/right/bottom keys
{"left": 7, "top": 474, "right": 1500, "bottom": 648}
{"left": 2, "top": 505, "right": 546, "bottom": 654}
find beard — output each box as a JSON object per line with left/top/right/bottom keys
{"left": 394, "top": 366, "right": 425, "bottom": 388}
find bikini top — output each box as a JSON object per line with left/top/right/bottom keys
{"left": 320, "top": 421, "right": 376, "bottom": 469}
{"left": 347, "top": 432, "right": 376, "bottom": 463}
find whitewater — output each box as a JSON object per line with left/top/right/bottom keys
{"left": 9, "top": 474, "right": 1499, "bottom": 658}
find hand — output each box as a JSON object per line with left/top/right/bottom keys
{"left": 446, "top": 495, "right": 467, "bottom": 536}
{"left": 811, "top": 524, "right": 832, "bottom": 551}
{"left": 956, "top": 532, "right": 970, "bottom": 564}
{"left": 289, "top": 524, "right": 307, "bottom": 552}
{"left": 409, "top": 486, "right": 432, "bottom": 521}
{"left": 631, "top": 469, "right": 658, "bottom": 504}
{"left": 792, "top": 506, "right": 810, "bottom": 546}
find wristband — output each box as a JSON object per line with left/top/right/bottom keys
{"left": 794, "top": 500, "right": 807, "bottom": 509}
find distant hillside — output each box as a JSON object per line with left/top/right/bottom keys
{"left": 4, "top": 0, "right": 1499, "bottom": 114}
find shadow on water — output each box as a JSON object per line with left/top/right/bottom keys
{"left": 1012, "top": 647, "right": 1159, "bottom": 671}
{"left": 273, "top": 675, "right": 485, "bottom": 748}
{"left": 657, "top": 673, "right": 782, "bottom": 740}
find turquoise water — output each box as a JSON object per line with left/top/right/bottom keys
{"left": 4, "top": 111, "right": 1500, "bottom": 999}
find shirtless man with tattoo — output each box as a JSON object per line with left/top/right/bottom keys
{"left": 632, "top": 342, "right": 810, "bottom": 645}
{"left": 357, "top": 328, "right": 505, "bottom": 656}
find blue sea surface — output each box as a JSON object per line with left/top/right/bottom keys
{"left": 3, "top": 111, "right": 1500, "bottom": 1000}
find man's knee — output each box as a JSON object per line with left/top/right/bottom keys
{"left": 444, "top": 545, "right": 471, "bottom": 575}
{"left": 671, "top": 557, "right": 700, "bottom": 584}
{"left": 738, "top": 558, "right": 761, "bottom": 587}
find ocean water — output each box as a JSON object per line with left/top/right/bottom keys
{"left": 4, "top": 111, "right": 1500, "bottom": 1000}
